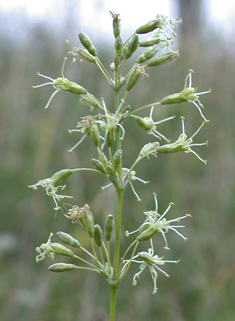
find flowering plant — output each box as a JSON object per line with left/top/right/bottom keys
{"left": 30, "top": 13, "right": 210, "bottom": 321}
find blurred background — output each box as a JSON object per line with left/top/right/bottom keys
{"left": 1, "top": 0, "right": 235, "bottom": 320}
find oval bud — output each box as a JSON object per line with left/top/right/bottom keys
{"left": 77, "top": 47, "right": 96, "bottom": 63}
{"left": 50, "top": 243, "right": 74, "bottom": 257}
{"left": 106, "top": 128, "right": 114, "bottom": 147}
{"left": 147, "top": 51, "right": 179, "bottom": 67}
{"left": 94, "top": 224, "right": 103, "bottom": 247}
{"left": 139, "top": 142, "right": 158, "bottom": 158}
{"left": 126, "top": 65, "right": 140, "bottom": 91}
{"left": 90, "top": 122, "right": 100, "bottom": 147}
{"left": 136, "top": 116, "right": 152, "bottom": 131}
{"left": 80, "top": 93, "right": 103, "bottom": 109}
{"left": 104, "top": 214, "right": 114, "bottom": 241}
{"left": 136, "top": 46, "right": 157, "bottom": 63}
{"left": 136, "top": 19, "right": 159, "bottom": 34}
{"left": 79, "top": 32, "right": 97, "bottom": 56}
{"left": 106, "top": 163, "right": 117, "bottom": 177}
{"left": 115, "top": 36, "right": 122, "bottom": 51}
{"left": 160, "top": 92, "right": 187, "bottom": 105}
{"left": 137, "top": 226, "right": 156, "bottom": 241}
{"left": 56, "top": 231, "right": 81, "bottom": 248}
{"left": 67, "top": 82, "right": 87, "bottom": 95}
{"left": 111, "top": 12, "right": 121, "bottom": 38}
{"left": 84, "top": 207, "right": 94, "bottom": 238}
{"left": 113, "top": 149, "right": 122, "bottom": 171}
{"left": 49, "top": 263, "right": 76, "bottom": 272}
{"left": 121, "top": 34, "right": 139, "bottom": 59}
{"left": 91, "top": 158, "right": 107, "bottom": 174}
{"left": 99, "top": 151, "right": 109, "bottom": 171}
{"left": 139, "top": 36, "right": 162, "bottom": 47}
{"left": 51, "top": 169, "right": 73, "bottom": 186}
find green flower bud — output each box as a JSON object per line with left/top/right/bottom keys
{"left": 126, "top": 64, "right": 141, "bottom": 91}
{"left": 147, "top": 51, "right": 179, "bottom": 67}
{"left": 107, "top": 163, "right": 117, "bottom": 178}
{"left": 136, "top": 46, "right": 157, "bottom": 64}
{"left": 79, "top": 32, "right": 97, "bottom": 56}
{"left": 91, "top": 158, "right": 107, "bottom": 174}
{"left": 49, "top": 263, "right": 76, "bottom": 272}
{"left": 94, "top": 224, "right": 103, "bottom": 247}
{"left": 56, "top": 231, "right": 81, "bottom": 248}
{"left": 136, "top": 116, "right": 152, "bottom": 131}
{"left": 55, "top": 78, "right": 88, "bottom": 94}
{"left": 80, "top": 93, "right": 103, "bottom": 109}
{"left": 115, "top": 36, "right": 122, "bottom": 51}
{"left": 51, "top": 169, "right": 73, "bottom": 186}
{"left": 113, "top": 149, "right": 122, "bottom": 171}
{"left": 121, "top": 34, "right": 139, "bottom": 59}
{"left": 137, "top": 226, "right": 156, "bottom": 241}
{"left": 136, "top": 19, "right": 160, "bottom": 34}
{"left": 139, "top": 142, "right": 158, "bottom": 158}
{"left": 104, "top": 214, "right": 114, "bottom": 241}
{"left": 99, "top": 151, "right": 109, "bottom": 171}
{"left": 83, "top": 205, "right": 94, "bottom": 238}
{"left": 105, "top": 128, "right": 114, "bottom": 147}
{"left": 110, "top": 11, "right": 121, "bottom": 38}
{"left": 90, "top": 122, "right": 100, "bottom": 147}
{"left": 50, "top": 243, "right": 74, "bottom": 257}
{"left": 139, "top": 36, "right": 162, "bottom": 47}
{"left": 76, "top": 47, "right": 96, "bottom": 63}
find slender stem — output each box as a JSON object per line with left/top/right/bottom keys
{"left": 109, "top": 285, "right": 118, "bottom": 321}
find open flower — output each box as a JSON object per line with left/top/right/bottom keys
{"left": 126, "top": 193, "right": 190, "bottom": 249}
{"left": 161, "top": 69, "right": 211, "bottom": 121}
{"left": 128, "top": 248, "right": 179, "bottom": 294}
{"left": 33, "top": 57, "right": 87, "bottom": 109}
{"left": 156, "top": 117, "right": 208, "bottom": 164}
{"left": 28, "top": 169, "right": 73, "bottom": 210}
{"left": 36, "top": 233, "right": 55, "bottom": 262}
{"left": 133, "top": 106, "right": 175, "bottom": 142}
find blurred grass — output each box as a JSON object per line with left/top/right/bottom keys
{"left": 1, "top": 6, "right": 235, "bottom": 321}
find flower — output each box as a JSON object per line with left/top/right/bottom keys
{"left": 129, "top": 248, "right": 179, "bottom": 294}
{"left": 156, "top": 117, "right": 208, "bottom": 164}
{"left": 36, "top": 233, "right": 54, "bottom": 262}
{"left": 33, "top": 57, "right": 87, "bottom": 109}
{"left": 126, "top": 193, "right": 190, "bottom": 249}
{"left": 28, "top": 169, "right": 73, "bottom": 210}
{"left": 133, "top": 106, "right": 175, "bottom": 142}
{"left": 161, "top": 69, "right": 211, "bottom": 121}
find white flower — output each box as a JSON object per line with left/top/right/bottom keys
{"left": 126, "top": 193, "right": 190, "bottom": 249}
{"left": 36, "top": 233, "right": 54, "bottom": 262}
{"left": 130, "top": 248, "right": 179, "bottom": 294}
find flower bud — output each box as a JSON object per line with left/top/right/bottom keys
{"left": 139, "top": 36, "right": 162, "bottom": 47}
{"left": 126, "top": 64, "right": 141, "bottom": 91}
{"left": 115, "top": 36, "right": 122, "bottom": 51}
{"left": 56, "top": 231, "right": 81, "bottom": 248}
{"left": 49, "top": 263, "right": 76, "bottom": 272}
{"left": 137, "top": 226, "right": 156, "bottom": 241}
{"left": 136, "top": 116, "right": 152, "bottom": 131}
{"left": 113, "top": 149, "right": 122, "bottom": 171}
{"left": 91, "top": 158, "right": 107, "bottom": 174}
{"left": 76, "top": 47, "right": 96, "bottom": 63}
{"left": 83, "top": 206, "right": 94, "bottom": 238}
{"left": 147, "top": 51, "right": 179, "bottom": 67}
{"left": 80, "top": 93, "right": 103, "bottom": 109}
{"left": 137, "top": 46, "right": 157, "bottom": 64}
{"left": 99, "top": 151, "right": 109, "bottom": 171}
{"left": 139, "top": 142, "right": 158, "bottom": 158}
{"left": 105, "top": 128, "right": 114, "bottom": 147}
{"left": 136, "top": 19, "right": 160, "bottom": 34}
{"left": 90, "top": 122, "right": 100, "bottom": 147}
{"left": 51, "top": 169, "right": 73, "bottom": 186}
{"left": 50, "top": 243, "right": 75, "bottom": 257}
{"left": 104, "top": 214, "right": 114, "bottom": 241}
{"left": 106, "top": 163, "right": 117, "bottom": 178}
{"left": 121, "top": 34, "right": 139, "bottom": 59}
{"left": 79, "top": 32, "right": 97, "bottom": 56}
{"left": 110, "top": 12, "right": 121, "bottom": 38}
{"left": 94, "top": 224, "right": 103, "bottom": 247}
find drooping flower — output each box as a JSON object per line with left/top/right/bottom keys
{"left": 161, "top": 69, "right": 211, "bottom": 121}
{"left": 33, "top": 57, "right": 87, "bottom": 109}
{"left": 126, "top": 193, "right": 190, "bottom": 249}
{"left": 28, "top": 169, "right": 73, "bottom": 210}
{"left": 156, "top": 117, "right": 208, "bottom": 164}
{"left": 128, "top": 248, "right": 179, "bottom": 294}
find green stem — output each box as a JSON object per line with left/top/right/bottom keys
{"left": 109, "top": 285, "right": 118, "bottom": 321}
